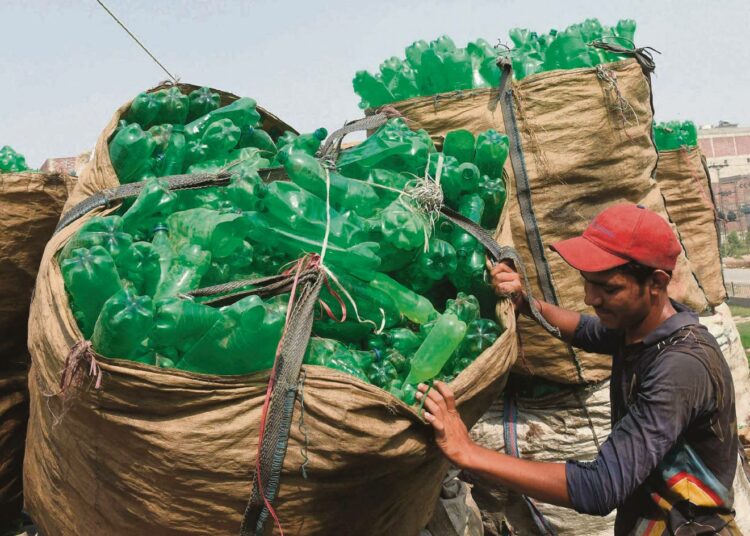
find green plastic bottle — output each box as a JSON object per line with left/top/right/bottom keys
{"left": 120, "top": 178, "right": 178, "bottom": 239}
{"left": 474, "top": 130, "right": 509, "bottom": 178}
{"left": 154, "top": 244, "right": 211, "bottom": 301}
{"left": 367, "top": 327, "right": 423, "bottom": 357}
{"left": 443, "top": 48, "right": 473, "bottom": 91}
{"left": 317, "top": 271, "right": 403, "bottom": 328}
{"left": 405, "top": 312, "right": 467, "bottom": 385}
{"left": 155, "top": 87, "right": 189, "bottom": 125}
{"left": 167, "top": 208, "right": 248, "bottom": 258}
{"left": 187, "top": 87, "right": 221, "bottom": 122}
{"left": 615, "top": 19, "right": 637, "bottom": 46}
{"left": 405, "top": 40, "right": 429, "bottom": 70}
{"left": 378, "top": 198, "right": 427, "bottom": 251}
{"left": 352, "top": 70, "right": 394, "bottom": 109}
{"left": 61, "top": 216, "right": 134, "bottom": 263}
{"left": 61, "top": 246, "right": 124, "bottom": 338}
{"left": 478, "top": 174, "right": 506, "bottom": 229}
{"left": 443, "top": 130, "right": 476, "bottom": 164}
{"left": 185, "top": 97, "right": 261, "bottom": 139}
{"left": 109, "top": 123, "right": 157, "bottom": 183}
{"left": 367, "top": 360, "right": 399, "bottom": 388}
{"left": 467, "top": 38, "right": 501, "bottom": 87}
{"left": 148, "top": 124, "right": 174, "bottom": 155}
{"left": 445, "top": 293, "right": 481, "bottom": 324}
{"left": 418, "top": 47, "right": 450, "bottom": 95}
{"left": 237, "top": 126, "right": 277, "bottom": 157}
{"left": 201, "top": 118, "right": 241, "bottom": 158}
{"left": 403, "top": 237, "right": 458, "bottom": 293}
{"left": 244, "top": 211, "right": 381, "bottom": 281}
{"left": 152, "top": 297, "right": 222, "bottom": 360}
{"left": 116, "top": 242, "right": 162, "bottom": 297}
{"left": 336, "top": 119, "right": 435, "bottom": 179}
{"left": 304, "top": 337, "right": 347, "bottom": 366}
{"left": 280, "top": 151, "right": 380, "bottom": 217}
{"left": 177, "top": 295, "right": 284, "bottom": 375}
{"left": 91, "top": 288, "right": 155, "bottom": 363}
{"left": 263, "top": 181, "right": 366, "bottom": 246}
{"left": 459, "top": 318, "right": 502, "bottom": 358}
{"left": 368, "top": 272, "right": 438, "bottom": 324}
{"left": 156, "top": 125, "right": 187, "bottom": 177}
{"left": 126, "top": 91, "right": 164, "bottom": 129}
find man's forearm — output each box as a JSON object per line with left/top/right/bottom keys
{"left": 518, "top": 297, "right": 581, "bottom": 343}
{"left": 461, "top": 442, "right": 572, "bottom": 508}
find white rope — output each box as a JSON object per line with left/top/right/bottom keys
{"left": 319, "top": 166, "right": 332, "bottom": 264}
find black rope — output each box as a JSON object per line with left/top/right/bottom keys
{"left": 94, "top": 0, "right": 178, "bottom": 83}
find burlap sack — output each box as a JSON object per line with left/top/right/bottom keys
{"left": 656, "top": 147, "right": 726, "bottom": 306}
{"left": 24, "top": 88, "right": 520, "bottom": 534}
{"left": 0, "top": 171, "right": 74, "bottom": 528}
{"left": 382, "top": 59, "right": 707, "bottom": 384}
{"left": 63, "top": 82, "right": 297, "bottom": 212}
{"left": 469, "top": 302, "right": 750, "bottom": 536}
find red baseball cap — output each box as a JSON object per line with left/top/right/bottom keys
{"left": 550, "top": 204, "right": 681, "bottom": 272}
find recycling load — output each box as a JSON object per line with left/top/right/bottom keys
{"left": 0, "top": 146, "right": 29, "bottom": 173}
{"left": 653, "top": 120, "right": 698, "bottom": 150}
{"left": 352, "top": 18, "right": 637, "bottom": 108}
{"left": 61, "top": 90, "right": 509, "bottom": 404}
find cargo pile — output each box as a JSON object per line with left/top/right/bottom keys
{"left": 352, "top": 18, "right": 637, "bottom": 109}
{"left": 61, "top": 90, "right": 509, "bottom": 404}
{"left": 653, "top": 120, "right": 698, "bottom": 150}
{"left": 0, "top": 145, "right": 29, "bottom": 172}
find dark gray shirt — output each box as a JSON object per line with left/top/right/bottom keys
{"left": 565, "top": 302, "right": 738, "bottom": 534}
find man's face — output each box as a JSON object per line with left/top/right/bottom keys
{"left": 580, "top": 268, "right": 651, "bottom": 330}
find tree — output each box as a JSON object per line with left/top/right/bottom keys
{"left": 725, "top": 231, "right": 743, "bottom": 258}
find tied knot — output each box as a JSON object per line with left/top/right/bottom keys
{"left": 405, "top": 177, "right": 444, "bottom": 217}
{"left": 59, "top": 340, "right": 103, "bottom": 395}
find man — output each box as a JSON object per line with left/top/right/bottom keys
{"left": 416, "top": 204, "right": 740, "bottom": 534}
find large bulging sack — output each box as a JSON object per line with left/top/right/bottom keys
{"left": 24, "top": 87, "right": 519, "bottom": 535}
{"left": 380, "top": 58, "right": 707, "bottom": 384}
{"left": 0, "top": 171, "right": 74, "bottom": 527}
{"left": 502, "top": 59, "right": 706, "bottom": 384}
{"left": 655, "top": 147, "right": 726, "bottom": 306}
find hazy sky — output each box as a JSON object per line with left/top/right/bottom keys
{"left": 2, "top": 0, "right": 749, "bottom": 167}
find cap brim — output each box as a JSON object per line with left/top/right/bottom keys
{"left": 550, "top": 236, "right": 629, "bottom": 272}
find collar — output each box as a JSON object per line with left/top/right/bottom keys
{"left": 640, "top": 300, "right": 699, "bottom": 347}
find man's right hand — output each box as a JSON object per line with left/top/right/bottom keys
{"left": 489, "top": 262, "right": 527, "bottom": 311}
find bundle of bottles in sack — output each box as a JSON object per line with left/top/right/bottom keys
{"left": 61, "top": 88, "right": 508, "bottom": 403}
{"left": 352, "top": 18, "right": 638, "bottom": 108}
{"left": 0, "top": 145, "right": 29, "bottom": 172}
{"left": 653, "top": 120, "right": 698, "bottom": 151}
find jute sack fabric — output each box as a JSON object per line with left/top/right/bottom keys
{"left": 63, "top": 82, "right": 297, "bottom": 212}
{"left": 24, "top": 119, "right": 520, "bottom": 533}
{"left": 379, "top": 59, "right": 707, "bottom": 384}
{"left": 655, "top": 147, "right": 726, "bottom": 306}
{"left": 467, "top": 304, "right": 750, "bottom": 535}
{"left": 0, "top": 171, "right": 74, "bottom": 527}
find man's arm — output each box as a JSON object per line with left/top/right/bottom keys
{"left": 419, "top": 351, "right": 712, "bottom": 515}
{"left": 416, "top": 381, "right": 572, "bottom": 508}
{"left": 489, "top": 263, "right": 580, "bottom": 342}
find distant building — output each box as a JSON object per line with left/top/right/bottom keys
{"left": 39, "top": 150, "right": 92, "bottom": 177}
{"left": 698, "top": 124, "right": 750, "bottom": 234}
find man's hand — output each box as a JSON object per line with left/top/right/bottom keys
{"left": 416, "top": 381, "right": 475, "bottom": 467}
{"left": 489, "top": 262, "right": 526, "bottom": 311}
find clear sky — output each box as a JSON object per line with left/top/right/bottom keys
{"left": 1, "top": 0, "right": 749, "bottom": 168}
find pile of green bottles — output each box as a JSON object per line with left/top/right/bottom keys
{"left": 0, "top": 145, "right": 29, "bottom": 173}
{"left": 108, "top": 86, "right": 315, "bottom": 184}
{"left": 507, "top": 18, "right": 637, "bottom": 80}
{"left": 352, "top": 36, "right": 502, "bottom": 109}
{"left": 62, "top": 115, "right": 509, "bottom": 404}
{"left": 653, "top": 121, "right": 698, "bottom": 151}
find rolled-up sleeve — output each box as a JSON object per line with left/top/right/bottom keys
{"left": 565, "top": 352, "right": 711, "bottom": 515}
